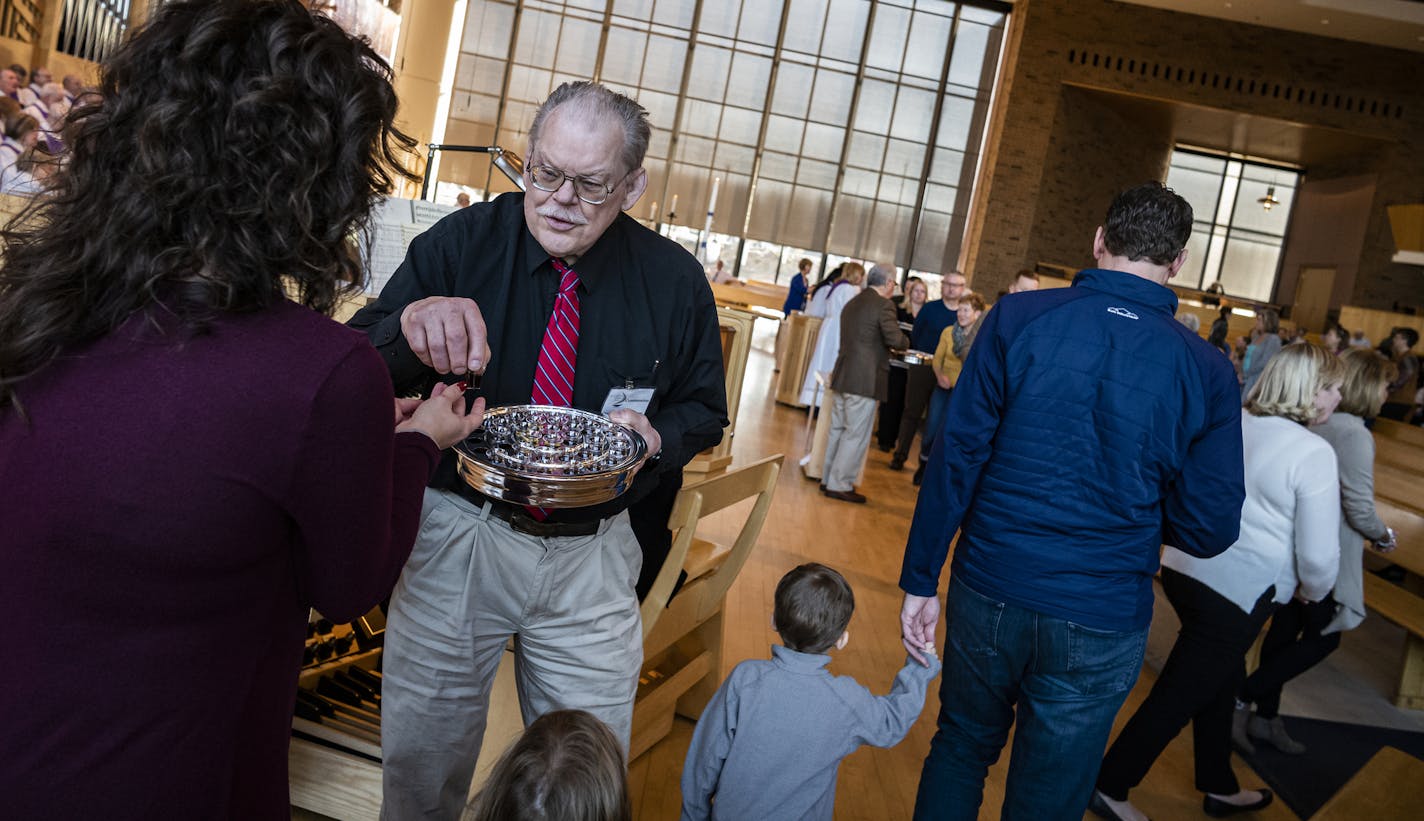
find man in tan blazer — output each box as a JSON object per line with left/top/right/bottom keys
{"left": 823, "top": 264, "right": 908, "bottom": 503}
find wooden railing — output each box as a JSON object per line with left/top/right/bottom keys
{"left": 0, "top": 0, "right": 42, "bottom": 42}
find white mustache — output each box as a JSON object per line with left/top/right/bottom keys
{"left": 537, "top": 206, "right": 588, "bottom": 226}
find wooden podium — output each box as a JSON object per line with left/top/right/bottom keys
{"left": 774, "top": 313, "right": 822, "bottom": 408}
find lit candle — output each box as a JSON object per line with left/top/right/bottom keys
{"left": 670, "top": 194, "right": 678, "bottom": 215}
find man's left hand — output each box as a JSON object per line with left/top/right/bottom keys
{"left": 609, "top": 409, "right": 662, "bottom": 474}
{"left": 901, "top": 593, "right": 941, "bottom": 666}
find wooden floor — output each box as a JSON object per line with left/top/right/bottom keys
{"left": 628, "top": 320, "right": 1299, "bottom": 820}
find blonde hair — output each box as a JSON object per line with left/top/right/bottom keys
{"left": 1337, "top": 348, "right": 1398, "bottom": 419}
{"left": 840, "top": 262, "right": 865, "bottom": 285}
{"left": 1244, "top": 342, "right": 1345, "bottom": 424}
{"left": 466, "top": 710, "right": 630, "bottom": 821}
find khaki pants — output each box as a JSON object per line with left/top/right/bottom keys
{"left": 823, "top": 392, "right": 877, "bottom": 492}
{"left": 379, "top": 488, "right": 643, "bottom": 821}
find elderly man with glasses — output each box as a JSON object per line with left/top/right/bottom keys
{"left": 350, "top": 81, "right": 728, "bottom": 820}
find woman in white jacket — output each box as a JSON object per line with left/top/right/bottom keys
{"left": 1092, "top": 343, "right": 1344, "bottom": 821}
{"left": 1234, "top": 348, "right": 1399, "bottom": 754}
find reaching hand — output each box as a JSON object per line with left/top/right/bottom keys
{"left": 400, "top": 296, "right": 491, "bottom": 376}
{"left": 1373, "top": 526, "right": 1398, "bottom": 554}
{"left": 397, "top": 382, "right": 484, "bottom": 449}
{"left": 901, "top": 593, "right": 941, "bottom": 666}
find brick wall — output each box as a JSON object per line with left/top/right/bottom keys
{"left": 966, "top": 0, "right": 1423, "bottom": 310}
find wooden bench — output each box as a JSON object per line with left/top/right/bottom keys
{"left": 710, "top": 281, "right": 786, "bottom": 317}
{"left": 1376, "top": 435, "right": 1424, "bottom": 476}
{"left": 1313, "top": 745, "right": 1424, "bottom": 819}
{"left": 1372, "top": 463, "right": 1422, "bottom": 518}
{"left": 630, "top": 453, "right": 783, "bottom": 760}
{"left": 1376, "top": 418, "right": 1424, "bottom": 449}
{"left": 1362, "top": 573, "right": 1424, "bottom": 710}
{"left": 1338, "top": 306, "right": 1424, "bottom": 357}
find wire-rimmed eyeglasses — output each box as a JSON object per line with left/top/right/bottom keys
{"left": 526, "top": 164, "right": 632, "bottom": 205}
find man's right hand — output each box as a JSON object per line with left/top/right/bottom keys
{"left": 400, "top": 296, "right": 491, "bottom": 376}
{"left": 901, "top": 593, "right": 941, "bottom": 666}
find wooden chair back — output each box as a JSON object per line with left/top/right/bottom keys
{"left": 640, "top": 453, "right": 782, "bottom": 652}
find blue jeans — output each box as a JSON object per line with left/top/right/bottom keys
{"left": 913, "top": 578, "right": 1148, "bottom": 821}
{"left": 920, "top": 386, "right": 951, "bottom": 463}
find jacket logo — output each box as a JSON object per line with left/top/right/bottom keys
{"left": 1107, "top": 306, "right": 1139, "bottom": 320}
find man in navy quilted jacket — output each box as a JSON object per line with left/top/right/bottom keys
{"left": 898, "top": 182, "right": 1245, "bottom": 821}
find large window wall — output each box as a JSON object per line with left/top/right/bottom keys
{"left": 436, "top": 0, "right": 1008, "bottom": 284}
{"left": 1165, "top": 147, "right": 1301, "bottom": 302}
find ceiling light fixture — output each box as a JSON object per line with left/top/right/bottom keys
{"left": 1258, "top": 185, "right": 1281, "bottom": 211}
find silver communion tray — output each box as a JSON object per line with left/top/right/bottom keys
{"left": 894, "top": 349, "right": 933, "bottom": 366}
{"left": 453, "top": 404, "right": 649, "bottom": 508}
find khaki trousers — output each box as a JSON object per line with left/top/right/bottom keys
{"left": 379, "top": 488, "right": 643, "bottom": 821}
{"left": 823, "top": 392, "right": 878, "bottom": 492}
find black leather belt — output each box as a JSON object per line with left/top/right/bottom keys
{"left": 449, "top": 483, "right": 601, "bottom": 538}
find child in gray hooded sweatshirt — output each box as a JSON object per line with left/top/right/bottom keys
{"left": 680, "top": 562, "right": 941, "bottom": 820}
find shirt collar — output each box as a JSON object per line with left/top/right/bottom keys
{"left": 1072, "top": 268, "right": 1179, "bottom": 316}
{"left": 518, "top": 199, "right": 624, "bottom": 293}
{"left": 771, "top": 644, "right": 833, "bottom": 672}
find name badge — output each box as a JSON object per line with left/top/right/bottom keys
{"left": 601, "top": 386, "right": 655, "bottom": 416}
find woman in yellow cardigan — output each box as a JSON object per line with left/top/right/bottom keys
{"left": 917, "top": 292, "right": 987, "bottom": 484}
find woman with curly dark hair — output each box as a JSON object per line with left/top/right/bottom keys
{"left": 0, "top": 1, "right": 481, "bottom": 817}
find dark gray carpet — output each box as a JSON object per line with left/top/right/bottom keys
{"left": 1237, "top": 715, "right": 1424, "bottom": 818}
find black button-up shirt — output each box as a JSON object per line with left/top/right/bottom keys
{"left": 350, "top": 192, "right": 729, "bottom": 522}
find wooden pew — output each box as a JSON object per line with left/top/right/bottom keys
{"left": 1375, "top": 417, "right": 1424, "bottom": 449}
{"left": 1376, "top": 435, "right": 1424, "bottom": 476}
{"left": 1361, "top": 573, "right": 1424, "bottom": 710}
{"left": 1372, "top": 464, "right": 1422, "bottom": 518}
{"left": 710, "top": 280, "right": 786, "bottom": 317}
{"left": 630, "top": 454, "right": 783, "bottom": 760}
{"left": 1338, "top": 305, "right": 1424, "bottom": 352}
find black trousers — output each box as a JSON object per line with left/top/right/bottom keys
{"left": 1240, "top": 596, "right": 1340, "bottom": 718}
{"left": 876, "top": 364, "right": 908, "bottom": 449}
{"left": 1097, "top": 569, "right": 1277, "bottom": 800}
{"left": 893, "top": 363, "right": 936, "bottom": 463}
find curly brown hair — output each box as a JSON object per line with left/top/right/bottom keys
{"left": 0, "top": 0, "right": 417, "bottom": 414}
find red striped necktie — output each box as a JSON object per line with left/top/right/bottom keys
{"left": 531, "top": 258, "right": 580, "bottom": 407}
{"left": 526, "top": 258, "right": 581, "bottom": 520}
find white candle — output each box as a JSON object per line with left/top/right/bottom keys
{"left": 701, "top": 177, "right": 720, "bottom": 263}
{"left": 649, "top": 200, "right": 658, "bottom": 221}
{"left": 670, "top": 194, "right": 679, "bottom": 215}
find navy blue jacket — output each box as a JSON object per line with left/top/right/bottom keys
{"left": 899, "top": 269, "right": 1245, "bottom": 631}
{"left": 909, "top": 298, "right": 957, "bottom": 353}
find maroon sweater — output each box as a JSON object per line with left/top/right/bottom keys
{"left": 0, "top": 300, "right": 439, "bottom": 819}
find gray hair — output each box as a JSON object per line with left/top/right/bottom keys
{"left": 1177, "top": 312, "right": 1201, "bottom": 333}
{"left": 866, "top": 264, "right": 894, "bottom": 289}
{"left": 529, "top": 81, "right": 651, "bottom": 176}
